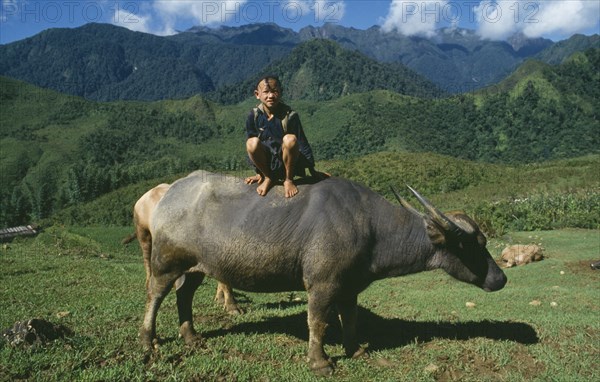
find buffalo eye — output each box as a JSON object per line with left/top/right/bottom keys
{"left": 454, "top": 236, "right": 481, "bottom": 256}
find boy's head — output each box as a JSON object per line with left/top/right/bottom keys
{"left": 255, "top": 76, "right": 282, "bottom": 109}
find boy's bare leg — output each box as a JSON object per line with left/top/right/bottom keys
{"left": 246, "top": 137, "right": 275, "bottom": 196}
{"left": 282, "top": 134, "right": 300, "bottom": 198}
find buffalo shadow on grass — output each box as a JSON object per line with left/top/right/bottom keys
{"left": 201, "top": 305, "right": 539, "bottom": 350}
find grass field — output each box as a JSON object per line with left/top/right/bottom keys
{"left": 1, "top": 226, "right": 598, "bottom": 381}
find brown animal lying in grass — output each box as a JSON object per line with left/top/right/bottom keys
{"left": 501, "top": 244, "right": 544, "bottom": 267}
{"left": 133, "top": 183, "right": 243, "bottom": 314}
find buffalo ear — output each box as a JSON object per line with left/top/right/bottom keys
{"left": 425, "top": 218, "right": 446, "bottom": 246}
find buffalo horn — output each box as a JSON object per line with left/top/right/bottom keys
{"left": 406, "top": 186, "right": 462, "bottom": 235}
{"left": 390, "top": 186, "right": 424, "bottom": 217}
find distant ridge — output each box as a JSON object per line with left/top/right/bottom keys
{"left": 0, "top": 22, "right": 597, "bottom": 101}
{"left": 209, "top": 39, "right": 443, "bottom": 104}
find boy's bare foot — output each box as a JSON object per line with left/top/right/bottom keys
{"left": 256, "top": 177, "right": 274, "bottom": 196}
{"left": 284, "top": 179, "right": 299, "bottom": 198}
{"left": 245, "top": 174, "right": 263, "bottom": 185}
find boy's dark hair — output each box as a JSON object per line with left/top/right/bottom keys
{"left": 256, "top": 75, "right": 282, "bottom": 91}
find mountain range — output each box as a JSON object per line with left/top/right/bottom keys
{"left": 1, "top": 22, "right": 598, "bottom": 101}
{"left": 1, "top": 45, "right": 598, "bottom": 226}
{"left": 1, "top": 21, "right": 598, "bottom": 226}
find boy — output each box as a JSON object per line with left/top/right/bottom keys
{"left": 245, "top": 76, "right": 328, "bottom": 198}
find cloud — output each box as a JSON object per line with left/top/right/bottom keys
{"left": 522, "top": 1, "right": 600, "bottom": 38}
{"left": 114, "top": 1, "right": 346, "bottom": 36}
{"left": 112, "top": 0, "right": 254, "bottom": 36}
{"left": 112, "top": 9, "right": 159, "bottom": 35}
{"left": 110, "top": 1, "right": 175, "bottom": 36}
{"left": 115, "top": 0, "right": 346, "bottom": 35}
{"left": 476, "top": 0, "right": 600, "bottom": 40}
{"left": 382, "top": 0, "right": 448, "bottom": 37}
{"left": 153, "top": 0, "right": 249, "bottom": 26}
{"left": 474, "top": 0, "right": 518, "bottom": 40}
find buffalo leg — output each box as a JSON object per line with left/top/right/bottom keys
{"left": 136, "top": 225, "right": 152, "bottom": 292}
{"left": 176, "top": 272, "right": 205, "bottom": 345}
{"left": 140, "top": 271, "right": 179, "bottom": 349}
{"left": 306, "top": 289, "right": 334, "bottom": 376}
{"left": 337, "top": 296, "right": 366, "bottom": 358}
{"left": 214, "top": 282, "right": 243, "bottom": 315}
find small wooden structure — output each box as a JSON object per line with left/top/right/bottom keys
{"left": 0, "top": 225, "right": 39, "bottom": 242}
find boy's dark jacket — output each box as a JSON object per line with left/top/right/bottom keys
{"left": 246, "top": 103, "right": 315, "bottom": 176}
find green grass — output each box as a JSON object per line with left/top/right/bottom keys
{"left": 1, "top": 227, "right": 598, "bottom": 381}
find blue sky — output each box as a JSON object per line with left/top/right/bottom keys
{"left": 1, "top": 1, "right": 599, "bottom": 45}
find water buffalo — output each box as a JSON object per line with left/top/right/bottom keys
{"left": 133, "top": 183, "right": 242, "bottom": 314}
{"left": 141, "top": 171, "right": 507, "bottom": 375}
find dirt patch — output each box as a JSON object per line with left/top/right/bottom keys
{"left": 504, "top": 345, "right": 545, "bottom": 378}
{"left": 436, "top": 367, "right": 464, "bottom": 382}
{"left": 425, "top": 344, "right": 544, "bottom": 382}
{"left": 565, "top": 260, "right": 600, "bottom": 275}
{"left": 224, "top": 347, "right": 263, "bottom": 363}
{"left": 195, "top": 311, "right": 237, "bottom": 331}
{"left": 436, "top": 349, "right": 500, "bottom": 382}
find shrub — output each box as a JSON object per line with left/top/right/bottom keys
{"left": 471, "top": 188, "right": 599, "bottom": 236}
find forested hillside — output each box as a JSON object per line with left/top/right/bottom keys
{"left": 1, "top": 23, "right": 597, "bottom": 101}
{"left": 535, "top": 34, "right": 600, "bottom": 65}
{"left": 209, "top": 39, "right": 442, "bottom": 104}
{"left": 1, "top": 48, "right": 598, "bottom": 226}
{"left": 0, "top": 23, "right": 291, "bottom": 100}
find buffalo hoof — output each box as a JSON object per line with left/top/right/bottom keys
{"left": 179, "top": 321, "right": 204, "bottom": 347}
{"left": 225, "top": 304, "right": 244, "bottom": 315}
{"left": 179, "top": 332, "right": 203, "bottom": 347}
{"left": 350, "top": 346, "right": 368, "bottom": 359}
{"left": 142, "top": 350, "right": 153, "bottom": 365}
{"left": 310, "top": 359, "right": 334, "bottom": 377}
{"left": 139, "top": 329, "right": 156, "bottom": 351}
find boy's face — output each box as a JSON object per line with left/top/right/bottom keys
{"left": 255, "top": 78, "right": 281, "bottom": 109}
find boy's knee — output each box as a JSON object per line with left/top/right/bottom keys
{"left": 246, "top": 137, "right": 261, "bottom": 153}
{"left": 282, "top": 134, "right": 297, "bottom": 149}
